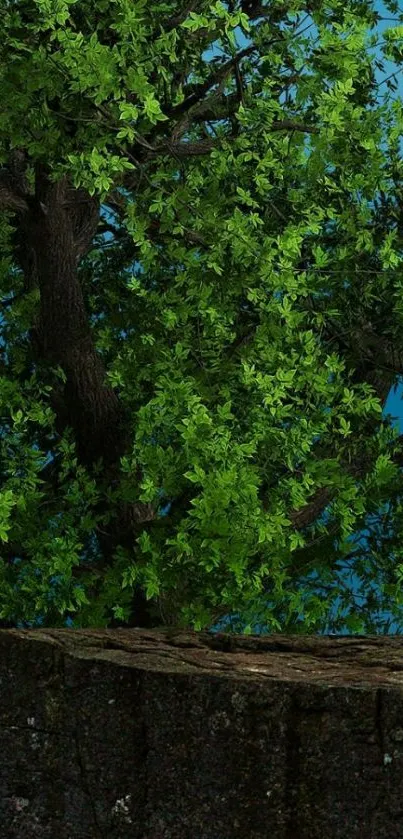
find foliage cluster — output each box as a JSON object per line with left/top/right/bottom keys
{"left": 1, "top": 0, "right": 403, "bottom": 633}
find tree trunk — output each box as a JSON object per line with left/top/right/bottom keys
{"left": 4, "top": 155, "right": 159, "bottom": 626}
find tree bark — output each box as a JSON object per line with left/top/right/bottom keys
{"left": 0, "top": 152, "right": 160, "bottom": 625}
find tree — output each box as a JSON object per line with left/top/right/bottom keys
{"left": 1, "top": 0, "right": 403, "bottom": 633}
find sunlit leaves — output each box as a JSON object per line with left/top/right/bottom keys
{"left": 1, "top": 0, "right": 403, "bottom": 633}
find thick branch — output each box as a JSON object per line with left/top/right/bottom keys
{"left": 164, "top": 45, "right": 257, "bottom": 121}
{"left": 163, "top": 1, "right": 209, "bottom": 33}
{"left": 0, "top": 152, "right": 30, "bottom": 213}
{"left": 240, "top": 0, "right": 323, "bottom": 21}
{"left": 7, "top": 159, "right": 158, "bottom": 542}
{"left": 170, "top": 75, "right": 304, "bottom": 132}
{"left": 0, "top": 177, "right": 29, "bottom": 213}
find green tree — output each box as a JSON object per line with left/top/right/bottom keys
{"left": 1, "top": 0, "right": 403, "bottom": 633}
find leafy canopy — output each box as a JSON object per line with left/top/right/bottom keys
{"left": 1, "top": 0, "right": 403, "bottom": 634}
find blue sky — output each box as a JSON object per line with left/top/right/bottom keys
{"left": 2, "top": 1, "right": 403, "bottom": 632}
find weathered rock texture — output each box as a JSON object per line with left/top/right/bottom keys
{"left": 1, "top": 629, "right": 403, "bottom": 838}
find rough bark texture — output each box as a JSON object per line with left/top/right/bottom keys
{"left": 1, "top": 628, "right": 403, "bottom": 838}
{"left": 10, "top": 159, "right": 130, "bottom": 472}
